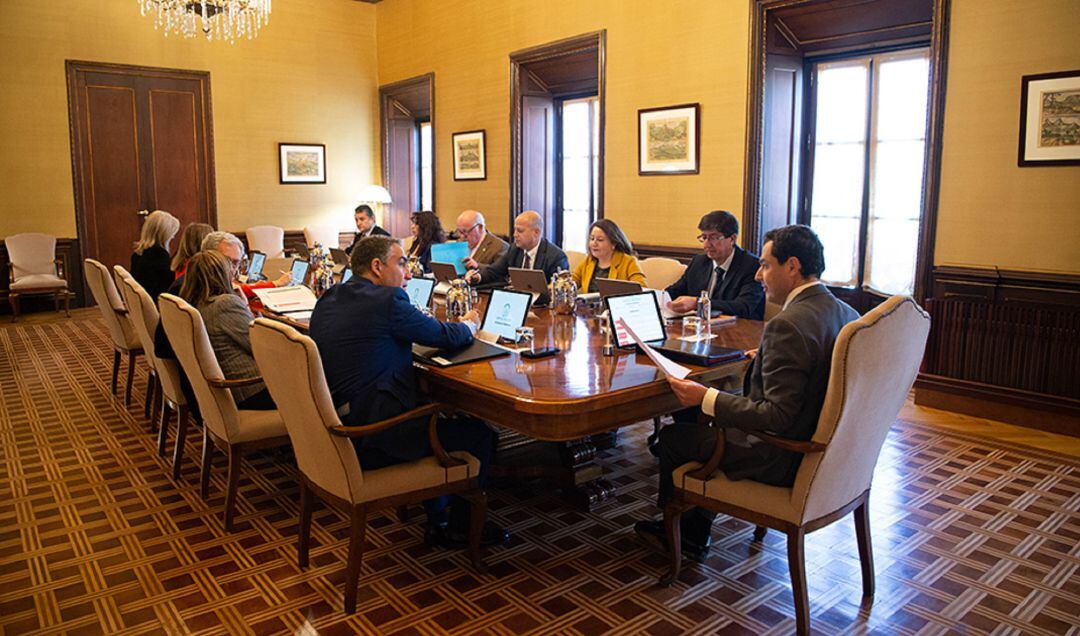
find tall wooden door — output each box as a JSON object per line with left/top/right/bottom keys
{"left": 66, "top": 60, "right": 216, "bottom": 271}
{"left": 521, "top": 95, "right": 556, "bottom": 244}
{"left": 385, "top": 99, "right": 418, "bottom": 237}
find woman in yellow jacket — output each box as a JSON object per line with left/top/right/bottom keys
{"left": 572, "top": 219, "right": 647, "bottom": 292}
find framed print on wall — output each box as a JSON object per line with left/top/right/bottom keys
{"left": 452, "top": 130, "right": 487, "bottom": 180}
{"left": 279, "top": 143, "right": 326, "bottom": 184}
{"left": 638, "top": 103, "right": 700, "bottom": 175}
{"left": 1018, "top": 70, "right": 1080, "bottom": 166}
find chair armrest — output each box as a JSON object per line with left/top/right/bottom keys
{"left": 207, "top": 375, "right": 263, "bottom": 389}
{"left": 685, "top": 426, "right": 827, "bottom": 482}
{"left": 54, "top": 258, "right": 66, "bottom": 280}
{"left": 327, "top": 403, "right": 466, "bottom": 469}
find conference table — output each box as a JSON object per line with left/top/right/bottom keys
{"left": 270, "top": 292, "right": 764, "bottom": 509}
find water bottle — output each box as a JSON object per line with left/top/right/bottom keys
{"left": 696, "top": 291, "right": 711, "bottom": 337}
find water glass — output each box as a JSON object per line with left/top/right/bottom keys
{"left": 515, "top": 326, "right": 535, "bottom": 353}
{"left": 683, "top": 316, "right": 702, "bottom": 339}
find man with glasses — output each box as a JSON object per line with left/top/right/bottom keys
{"left": 457, "top": 209, "right": 508, "bottom": 269}
{"left": 665, "top": 210, "right": 765, "bottom": 320}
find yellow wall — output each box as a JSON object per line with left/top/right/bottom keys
{"left": 0, "top": 0, "right": 378, "bottom": 239}
{"left": 375, "top": 0, "right": 749, "bottom": 242}
{"left": 936, "top": 0, "right": 1080, "bottom": 273}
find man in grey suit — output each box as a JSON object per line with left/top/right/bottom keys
{"left": 457, "top": 209, "right": 509, "bottom": 268}
{"left": 635, "top": 225, "right": 859, "bottom": 562}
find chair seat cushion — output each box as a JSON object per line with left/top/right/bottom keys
{"left": 674, "top": 462, "right": 802, "bottom": 525}
{"left": 11, "top": 274, "right": 67, "bottom": 291}
{"left": 357, "top": 451, "right": 480, "bottom": 504}
{"left": 234, "top": 409, "right": 288, "bottom": 443}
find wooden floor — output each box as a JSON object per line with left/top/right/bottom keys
{"left": 1, "top": 310, "right": 1078, "bottom": 635}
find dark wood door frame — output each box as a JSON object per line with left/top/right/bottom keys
{"left": 509, "top": 31, "right": 606, "bottom": 231}
{"left": 741, "top": 1, "right": 950, "bottom": 303}
{"left": 66, "top": 60, "right": 218, "bottom": 265}
{"left": 379, "top": 72, "right": 435, "bottom": 234}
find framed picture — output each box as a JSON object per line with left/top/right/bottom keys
{"left": 1018, "top": 70, "right": 1080, "bottom": 166}
{"left": 452, "top": 130, "right": 487, "bottom": 180}
{"left": 638, "top": 103, "right": 700, "bottom": 175}
{"left": 279, "top": 143, "right": 326, "bottom": 184}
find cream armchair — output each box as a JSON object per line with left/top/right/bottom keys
{"left": 302, "top": 225, "right": 340, "bottom": 250}
{"left": 638, "top": 256, "right": 687, "bottom": 291}
{"left": 113, "top": 265, "right": 157, "bottom": 423}
{"left": 84, "top": 259, "right": 143, "bottom": 406}
{"left": 5, "top": 233, "right": 70, "bottom": 321}
{"left": 249, "top": 317, "right": 487, "bottom": 614}
{"left": 660, "top": 295, "right": 931, "bottom": 636}
{"left": 246, "top": 225, "right": 285, "bottom": 259}
{"left": 158, "top": 294, "right": 289, "bottom": 531}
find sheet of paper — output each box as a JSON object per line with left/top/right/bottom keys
{"left": 676, "top": 332, "right": 717, "bottom": 343}
{"left": 253, "top": 285, "right": 317, "bottom": 313}
{"left": 654, "top": 289, "right": 694, "bottom": 319}
{"left": 616, "top": 318, "right": 691, "bottom": 380}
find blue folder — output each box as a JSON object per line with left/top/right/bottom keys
{"left": 429, "top": 241, "right": 471, "bottom": 275}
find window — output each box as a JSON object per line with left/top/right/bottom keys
{"left": 418, "top": 120, "right": 433, "bottom": 211}
{"left": 807, "top": 48, "right": 929, "bottom": 296}
{"left": 559, "top": 96, "right": 600, "bottom": 253}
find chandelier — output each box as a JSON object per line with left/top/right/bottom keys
{"left": 138, "top": 1, "right": 271, "bottom": 43}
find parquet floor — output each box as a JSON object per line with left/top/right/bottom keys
{"left": 1, "top": 311, "right": 1078, "bottom": 635}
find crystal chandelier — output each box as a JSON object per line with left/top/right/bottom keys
{"left": 138, "top": 1, "right": 272, "bottom": 43}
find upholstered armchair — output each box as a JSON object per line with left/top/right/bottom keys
{"left": 246, "top": 225, "right": 285, "bottom": 259}
{"left": 249, "top": 317, "right": 487, "bottom": 614}
{"left": 113, "top": 265, "right": 159, "bottom": 423}
{"left": 638, "top": 256, "right": 687, "bottom": 291}
{"left": 84, "top": 259, "right": 143, "bottom": 406}
{"left": 158, "top": 294, "right": 289, "bottom": 531}
{"left": 4, "top": 233, "right": 70, "bottom": 321}
{"left": 302, "top": 225, "right": 340, "bottom": 251}
{"left": 659, "top": 295, "right": 931, "bottom": 635}
{"left": 117, "top": 270, "right": 193, "bottom": 478}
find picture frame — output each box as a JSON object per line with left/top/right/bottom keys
{"left": 279, "top": 143, "right": 326, "bottom": 184}
{"left": 452, "top": 130, "right": 487, "bottom": 180}
{"left": 1018, "top": 70, "right": 1080, "bottom": 167}
{"left": 638, "top": 103, "right": 700, "bottom": 175}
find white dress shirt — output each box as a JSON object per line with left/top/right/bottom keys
{"left": 707, "top": 248, "right": 737, "bottom": 296}
{"left": 522, "top": 243, "right": 540, "bottom": 269}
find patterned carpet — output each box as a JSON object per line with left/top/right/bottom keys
{"left": 1, "top": 312, "right": 1078, "bottom": 635}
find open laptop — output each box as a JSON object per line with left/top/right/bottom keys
{"left": 604, "top": 291, "right": 745, "bottom": 367}
{"left": 405, "top": 277, "right": 435, "bottom": 309}
{"left": 289, "top": 259, "right": 310, "bottom": 286}
{"left": 329, "top": 248, "right": 349, "bottom": 268}
{"left": 509, "top": 268, "right": 549, "bottom": 306}
{"left": 595, "top": 277, "right": 643, "bottom": 299}
{"left": 430, "top": 242, "right": 471, "bottom": 275}
{"left": 294, "top": 243, "right": 311, "bottom": 260}
{"left": 477, "top": 288, "right": 532, "bottom": 344}
{"left": 428, "top": 262, "right": 458, "bottom": 296}
{"left": 244, "top": 251, "right": 267, "bottom": 283}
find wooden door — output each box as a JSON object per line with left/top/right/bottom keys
{"left": 521, "top": 95, "right": 556, "bottom": 244}
{"left": 759, "top": 53, "right": 804, "bottom": 246}
{"left": 67, "top": 61, "right": 216, "bottom": 271}
{"left": 385, "top": 99, "right": 418, "bottom": 237}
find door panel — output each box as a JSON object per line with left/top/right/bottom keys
{"left": 522, "top": 95, "right": 555, "bottom": 244}
{"left": 760, "top": 53, "right": 804, "bottom": 246}
{"left": 148, "top": 87, "right": 204, "bottom": 228}
{"left": 386, "top": 104, "right": 417, "bottom": 237}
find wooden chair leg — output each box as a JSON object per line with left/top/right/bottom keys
{"left": 124, "top": 352, "right": 137, "bottom": 407}
{"left": 298, "top": 480, "right": 313, "bottom": 568}
{"left": 172, "top": 405, "right": 189, "bottom": 480}
{"left": 753, "top": 525, "right": 768, "bottom": 542}
{"left": 9, "top": 293, "right": 19, "bottom": 322}
{"left": 53, "top": 291, "right": 60, "bottom": 313}
{"left": 854, "top": 501, "right": 875, "bottom": 598}
{"left": 343, "top": 505, "right": 368, "bottom": 614}
{"left": 647, "top": 416, "right": 663, "bottom": 448}
{"left": 787, "top": 529, "right": 810, "bottom": 636}
{"left": 144, "top": 372, "right": 157, "bottom": 421}
{"left": 111, "top": 350, "right": 121, "bottom": 394}
{"left": 223, "top": 445, "right": 242, "bottom": 531}
{"left": 64, "top": 291, "right": 70, "bottom": 317}
{"left": 659, "top": 500, "right": 688, "bottom": 586}
{"left": 200, "top": 428, "right": 214, "bottom": 499}
{"left": 157, "top": 403, "right": 173, "bottom": 457}
{"left": 464, "top": 489, "right": 488, "bottom": 572}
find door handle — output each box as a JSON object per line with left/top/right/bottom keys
{"left": 137, "top": 209, "right": 149, "bottom": 218}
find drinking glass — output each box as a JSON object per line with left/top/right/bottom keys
{"left": 683, "top": 316, "right": 702, "bottom": 339}
{"left": 515, "top": 326, "right": 535, "bottom": 353}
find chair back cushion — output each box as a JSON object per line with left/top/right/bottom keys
{"left": 565, "top": 250, "right": 588, "bottom": 272}
{"left": 5, "top": 233, "right": 57, "bottom": 279}
{"left": 791, "top": 296, "right": 930, "bottom": 522}
{"left": 159, "top": 294, "right": 240, "bottom": 441}
{"left": 84, "top": 259, "right": 139, "bottom": 351}
{"left": 116, "top": 274, "right": 186, "bottom": 406}
{"left": 639, "top": 257, "right": 687, "bottom": 290}
{"left": 246, "top": 226, "right": 285, "bottom": 259}
{"left": 250, "top": 318, "right": 363, "bottom": 502}
{"left": 303, "top": 225, "right": 340, "bottom": 250}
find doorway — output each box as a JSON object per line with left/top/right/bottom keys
{"left": 379, "top": 73, "right": 435, "bottom": 237}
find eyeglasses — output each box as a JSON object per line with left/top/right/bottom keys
{"left": 697, "top": 233, "right": 731, "bottom": 244}
{"left": 458, "top": 222, "right": 481, "bottom": 235}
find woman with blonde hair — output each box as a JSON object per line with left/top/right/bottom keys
{"left": 179, "top": 250, "right": 275, "bottom": 410}
{"left": 170, "top": 222, "right": 214, "bottom": 279}
{"left": 130, "top": 210, "right": 180, "bottom": 299}
{"left": 572, "top": 218, "right": 646, "bottom": 293}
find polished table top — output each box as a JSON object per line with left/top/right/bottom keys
{"left": 271, "top": 293, "right": 764, "bottom": 441}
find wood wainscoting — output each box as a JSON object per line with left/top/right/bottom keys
{"left": 915, "top": 266, "right": 1080, "bottom": 437}
{"left": 0, "top": 238, "right": 85, "bottom": 315}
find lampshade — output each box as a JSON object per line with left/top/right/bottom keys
{"left": 357, "top": 185, "right": 392, "bottom": 204}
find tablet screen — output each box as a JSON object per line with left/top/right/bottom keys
{"left": 405, "top": 277, "right": 435, "bottom": 308}
{"left": 482, "top": 289, "right": 532, "bottom": 341}
{"left": 290, "top": 260, "right": 309, "bottom": 286}
{"left": 340, "top": 268, "right": 352, "bottom": 284}
{"left": 247, "top": 252, "right": 266, "bottom": 280}
{"left": 606, "top": 292, "right": 666, "bottom": 347}
{"left": 430, "top": 242, "right": 471, "bottom": 275}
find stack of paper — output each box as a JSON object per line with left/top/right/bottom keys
{"left": 253, "top": 286, "right": 317, "bottom": 314}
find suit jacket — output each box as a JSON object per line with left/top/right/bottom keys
{"left": 572, "top": 250, "right": 646, "bottom": 293}
{"left": 344, "top": 225, "right": 392, "bottom": 255}
{"left": 665, "top": 247, "right": 765, "bottom": 319}
{"left": 712, "top": 284, "right": 859, "bottom": 486}
{"left": 197, "top": 293, "right": 265, "bottom": 404}
{"left": 477, "top": 238, "right": 569, "bottom": 285}
{"left": 309, "top": 276, "right": 473, "bottom": 460}
{"left": 472, "top": 231, "right": 509, "bottom": 266}
{"left": 130, "top": 246, "right": 174, "bottom": 301}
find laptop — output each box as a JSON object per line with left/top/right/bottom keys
{"left": 430, "top": 242, "right": 471, "bottom": 275}
{"left": 289, "top": 259, "right": 310, "bottom": 286}
{"left": 509, "top": 267, "right": 549, "bottom": 306}
{"left": 340, "top": 268, "right": 353, "bottom": 284}
{"left": 604, "top": 291, "right": 745, "bottom": 367}
{"left": 477, "top": 288, "right": 532, "bottom": 343}
{"left": 428, "top": 262, "right": 458, "bottom": 296}
{"left": 405, "top": 277, "right": 435, "bottom": 309}
{"left": 294, "top": 243, "right": 311, "bottom": 260}
{"left": 245, "top": 251, "right": 267, "bottom": 283}
{"left": 595, "top": 277, "right": 643, "bottom": 299}
{"left": 330, "top": 248, "right": 349, "bottom": 267}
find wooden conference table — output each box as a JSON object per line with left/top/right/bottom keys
{"left": 271, "top": 293, "right": 764, "bottom": 509}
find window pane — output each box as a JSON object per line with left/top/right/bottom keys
{"left": 562, "top": 101, "right": 590, "bottom": 158}
{"left": 810, "top": 143, "right": 865, "bottom": 220}
{"left": 870, "top": 140, "right": 924, "bottom": 220}
{"left": 419, "top": 122, "right": 433, "bottom": 211}
{"left": 812, "top": 216, "right": 860, "bottom": 287}
{"left": 866, "top": 218, "right": 919, "bottom": 295}
{"left": 561, "top": 96, "right": 598, "bottom": 252}
{"left": 814, "top": 62, "right": 868, "bottom": 143}
{"left": 876, "top": 56, "right": 929, "bottom": 141}
{"left": 562, "top": 156, "right": 591, "bottom": 253}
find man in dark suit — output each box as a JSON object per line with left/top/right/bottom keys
{"left": 636, "top": 225, "right": 859, "bottom": 561}
{"left": 466, "top": 210, "right": 569, "bottom": 286}
{"left": 309, "top": 235, "right": 509, "bottom": 548}
{"left": 457, "top": 209, "right": 509, "bottom": 268}
{"left": 665, "top": 210, "right": 765, "bottom": 320}
{"left": 344, "top": 204, "right": 391, "bottom": 255}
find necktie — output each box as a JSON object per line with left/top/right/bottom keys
{"left": 523, "top": 253, "right": 533, "bottom": 269}
{"left": 708, "top": 266, "right": 724, "bottom": 296}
